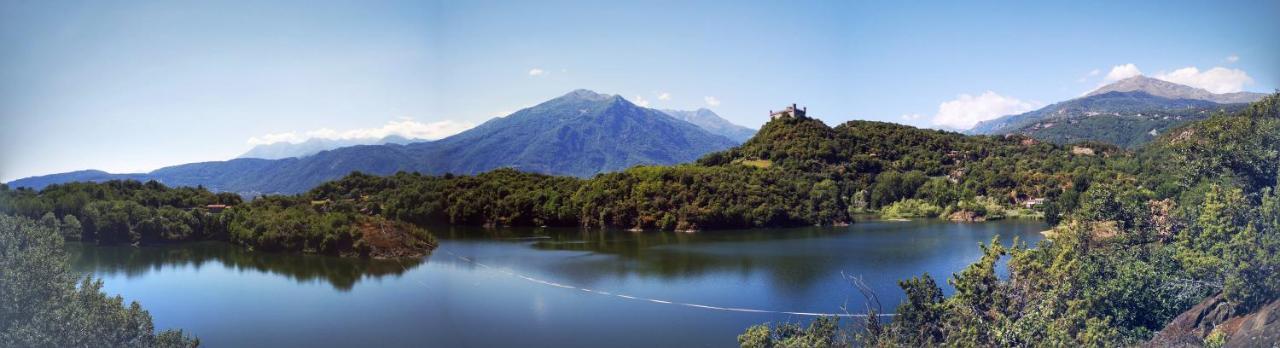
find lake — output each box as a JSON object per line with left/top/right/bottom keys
{"left": 68, "top": 219, "right": 1046, "bottom": 347}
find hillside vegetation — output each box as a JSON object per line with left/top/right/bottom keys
{"left": 742, "top": 93, "right": 1280, "bottom": 347}
{"left": 296, "top": 114, "right": 1118, "bottom": 231}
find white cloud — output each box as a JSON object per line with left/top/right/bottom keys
{"left": 632, "top": 95, "right": 651, "bottom": 107}
{"left": 1226, "top": 55, "right": 1240, "bottom": 63}
{"left": 1154, "top": 66, "right": 1253, "bottom": 93}
{"left": 1089, "top": 69, "right": 1101, "bottom": 76}
{"left": 1105, "top": 63, "right": 1143, "bottom": 82}
{"left": 704, "top": 96, "right": 721, "bottom": 107}
{"left": 528, "top": 68, "right": 546, "bottom": 77}
{"left": 247, "top": 119, "right": 475, "bottom": 145}
{"left": 657, "top": 92, "right": 671, "bottom": 101}
{"left": 929, "top": 91, "right": 1039, "bottom": 130}
{"left": 900, "top": 114, "right": 924, "bottom": 121}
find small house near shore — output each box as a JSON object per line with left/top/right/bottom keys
{"left": 1022, "top": 198, "right": 1046, "bottom": 209}
{"left": 205, "top": 204, "right": 229, "bottom": 213}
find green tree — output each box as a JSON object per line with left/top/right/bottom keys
{"left": 61, "top": 214, "right": 82, "bottom": 241}
{"left": 0, "top": 214, "right": 198, "bottom": 347}
{"left": 892, "top": 273, "right": 945, "bottom": 346}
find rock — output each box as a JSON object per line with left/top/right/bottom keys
{"left": 1225, "top": 299, "right": 1280, "bottom": 347}
{"left": 1146, "top": 294, "right": 1280, "bottom": 348}
{"left": 1145, "top": 295, "right": 1229, "bottom": 347}
{"left": 351, "top": 219, "right": 436, "bottom": 259}
{"left": 947, "top": 210, "right": 984, "bottom": 222}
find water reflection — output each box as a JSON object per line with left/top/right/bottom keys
{"left": 432, "top": 219, "right": 1044, "bottom": 297}
{"left": 67, "top": 242, "right": 428, "bottom": 291}
{"left": 65, "top": 220, "right": 1049, "bottom": 347}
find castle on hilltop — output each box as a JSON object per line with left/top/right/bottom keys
{"left": 770, "top": 103, "right": 807, "bottom": 120}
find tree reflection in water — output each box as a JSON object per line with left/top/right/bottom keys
{"left": 66, "top": 241, "right": 428, "bottom": 291}
{"left": 431, "top": 221, "right": 1040, "bottom": 298}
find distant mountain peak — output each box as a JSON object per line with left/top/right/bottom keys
{"left": 1086, "top": 75, "right": 1265, "bottom": 104}
{"left": 16, "top": 89, "right": 741, "bottom": 194}
{"left": 1087, "top": 75, "right": 1198, "bottom": 97}
{"left": 561, "top": 89, "right": 613, "bottom": 101}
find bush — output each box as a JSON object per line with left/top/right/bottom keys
{"left": 0, "top": 214, "right": 198, "bottom": 347}
{"left": 880, "top": 199, "right": 943, "bottom": 219}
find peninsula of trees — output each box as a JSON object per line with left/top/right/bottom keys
{"left": 0, "top": 180, "right": 436, "bottom": 259}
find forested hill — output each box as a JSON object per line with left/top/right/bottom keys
{"left": 701, "top": 114, "right": 1117, "bottom": 204}
{"left": 739, "top": 94, "right": 1280, "bottom": 347}
{"left": 7, "top": 90, "right": 738, "bottom": 194}
{"left": 292, "top": 111, "right": 1119, "bottom": 231}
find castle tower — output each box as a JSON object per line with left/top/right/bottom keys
{"left": 770, "top": 103, "right": 807, "bottom": 120}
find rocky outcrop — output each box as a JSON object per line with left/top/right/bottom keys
{"left": 947, "top": 210, "right": 984, "bottom": 222}
{"left": 352, "top": 219, "right": 436, "bottom": 259}
{"left": 1225, "top": 299, "right": 1280, "bottom": 347}
{"left": 1145, "top": 294, "right": 1280, "bottom": 347}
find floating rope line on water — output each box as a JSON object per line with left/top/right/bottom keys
{"left": 432, "top": 249, "right": 895, "bottom": 318}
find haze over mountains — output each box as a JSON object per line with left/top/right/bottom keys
{"left": 8, "top": 90, "right": 747, "bottom": 194}
{"left": 238, "top": 135, "right": 425, "bottom": 160}
{"left": 969, "top": 76, "right": 1265, "bottom": 148}
{"left": 660, "top": 108, "right": 756, "bottom": 143}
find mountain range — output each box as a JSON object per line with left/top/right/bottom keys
{"left": 238, "top": 135, "right": 425, "bottom": 160}
{"left": 969, "top": 76, "right": 1265, "bottom": 148}
{"left": 1085, "top": 75, "right": 1266, "bottom": 104}
{"left": 8, "top": 90, "right": 747, "bottom": 194}
{"left": 660, "top": 108, "right": 756, "bottom": 143}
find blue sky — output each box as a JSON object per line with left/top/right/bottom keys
{"left": 1, "top": 0, "right": 1277, "bottom": 182}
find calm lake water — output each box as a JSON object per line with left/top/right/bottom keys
{"left": 68, "top": 219, "right": 1046, "bottom": 347}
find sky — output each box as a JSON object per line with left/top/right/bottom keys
{"left": 1, "top": 0, "right": 1278, "bottom": 182}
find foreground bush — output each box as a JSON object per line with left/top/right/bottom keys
{"left": 0, "top": 214, "right": 198, "bottom": 347}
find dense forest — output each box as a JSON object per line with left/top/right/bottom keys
{"left": 740, "top": 93, "right": 1280, "bottom": 346}
{"left": 0, "top": 180, "right": 435, "bottom": 258}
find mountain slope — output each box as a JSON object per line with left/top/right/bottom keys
{"left": 1086, "top": 75, "right": 1266, "bottom": 104}
{"left": 419, "top": 89, "right": 738, "bottom": 176}
{"left": 660, "top": 108, "right": 756, "bottom": 143}
{"left": 969, "top": 76, "right": 1261, "bottom": 148}
{"left": 8, "top": 90, "right": 738, "bottom": 194}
